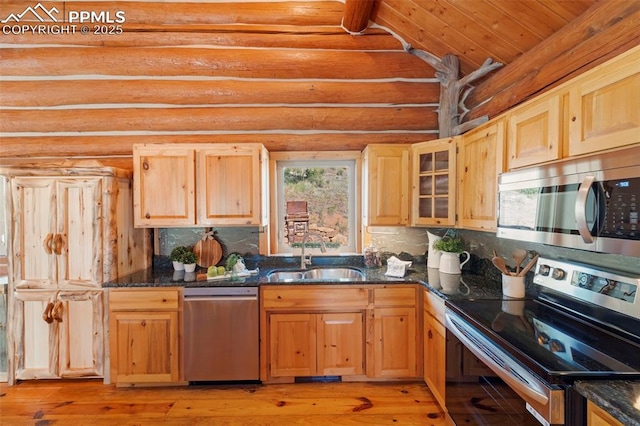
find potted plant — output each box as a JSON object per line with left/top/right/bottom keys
{"left": 433, "top": 237, "right": 470, "bottom": 275}
{"left": 181, "top": 250, "right": 198, "bottom": 273}
{"left": 170, "top": 246, "right": 189, "bottom": 271}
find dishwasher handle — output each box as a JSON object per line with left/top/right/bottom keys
{"left": 184, "top": 295, "right": 258, "bottom": 302}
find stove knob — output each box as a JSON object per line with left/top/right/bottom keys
{"left": 552, "top": 268, "right": 566, "bottom": 280}
{"left": 538, "top": 264, "right": 551, "bottom": 276}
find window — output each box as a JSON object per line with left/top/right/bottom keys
{"left": 270, "top": 152, "right": 361, "bottom": 255}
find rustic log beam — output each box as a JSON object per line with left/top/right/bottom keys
{"left": 1, "top": 106, "right": 438, "bottom": 133}
{"left": 342, "top": 0, "right": 375, "bottom": 33}
{"left": 0, "top": 134, "right": 439, "bottom": 161}
{"left": 465, "top": 0, "right": 640, "bottom": 121}
{"left": 1, "top": 47, "right": 434, "bottom": 79}
{"left": 407, "top": 48, "right": 502, "bottom": 137}
{"left": 0, "top": 80, "right": 439, "bottom": 107}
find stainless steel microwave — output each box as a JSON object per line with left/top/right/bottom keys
{"left": 497, "top": 145, "right": 640, "bottom": 257}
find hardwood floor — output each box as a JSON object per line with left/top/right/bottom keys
{"left": 0, "top": 379, "right": 446, "bottom": 425}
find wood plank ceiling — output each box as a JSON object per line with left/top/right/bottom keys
{"left": 1, "top": 0, "right": 637, "bottom": 164}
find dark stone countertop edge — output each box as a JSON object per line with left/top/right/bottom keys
{"left": 574, "top": 380, "right": 640, "bottom": 425}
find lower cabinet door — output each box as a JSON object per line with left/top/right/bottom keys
{"left": 109, "top": 310, "right": 180, "bottom": 383}
{"left": 424, "top": 313, "right": 446, "bottom": 408}
{"left": 269, "top": 313, "right": 316, "bottom": 377}
{"left": 58, "top": 290, "right": 104, "bottom": 378}
{"left": 317, "top": 312, "right": 363, "bottom": 376}
{"left": 13, "top": 290, "right": 59, "bottom": 380}
{"left": 373, "top": 307, "right": 417, "bottom": 377}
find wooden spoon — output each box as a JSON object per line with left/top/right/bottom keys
{"left": 512, "top": 248, "right": 527, "bottom": 275}
{"left": 518, "top": 254, "right": 540, "bottom": 277}
{"left": 492, "top": 256, "right": 510, "bottom": 276}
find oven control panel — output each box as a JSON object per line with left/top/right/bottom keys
{"left": 534, "top": 257, "right": 640, "bottom": 319}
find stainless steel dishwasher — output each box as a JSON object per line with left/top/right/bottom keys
{"left": 183, "top": 286, "right": 259, "bottom": 382}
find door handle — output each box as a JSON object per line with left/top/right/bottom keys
{"left": 42, "top": 302, "right": 54, "bottom": 324}
{"left": 43, "top": 233, "right": 54, "bottom": 255}
{"left": 53, "top": 234, "right": 65, "bottom": 255}
{"left": 575, "top": 176, "right": 595, "bottom": 244}
{"left": 52, "top": 300, "right": 64, "bottom": 322}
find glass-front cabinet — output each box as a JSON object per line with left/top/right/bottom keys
{"left": 411, "top": 138, "right": 456, "bottom": 226}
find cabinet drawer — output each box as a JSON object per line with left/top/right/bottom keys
{"left": 424, "top": 289, "right": 445, "bottom": 323}
{"left": 262, "top": 286, "right": 368, "bottom": 309}
{"left": 374, "top": 287, "right": 416, "bottom": 307}
{"left": 109, "top": 288, "right": 181, "bottom": 311}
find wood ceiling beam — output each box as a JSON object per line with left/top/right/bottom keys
{"left": 343, "top": 0, "right": 375, "bottom": 33}
{"left": 464, "top": 0, "right": 640, "bottom": 122}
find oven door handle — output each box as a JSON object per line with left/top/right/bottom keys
{"left": 445, "top": 311, "right": 550, "bottom": 406}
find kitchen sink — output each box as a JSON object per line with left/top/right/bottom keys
{"left": 266, "top": 270, "right": 304, "bottom": 282}
{"left": 266, "top": 267, "right": 364, "bottom": 282}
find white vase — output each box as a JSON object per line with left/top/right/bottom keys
{"left": 438, "top": 251, "right": 470, "bottom": 274}
{"left": 184, "top": 263, "right": 196, "bottom": 273}
{"left": 426, "top": 231, "right": 442, "bottom": 268}
{"left": 172, "top": 261, "right": 184, "bottom": 271}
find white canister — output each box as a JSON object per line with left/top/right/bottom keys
{"left": 502, "top": 274, "right": 525, "bottom": 298}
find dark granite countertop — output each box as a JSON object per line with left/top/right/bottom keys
{"left": 575, "top": 380, "right": 640, "bottom": 425}
{"left": 104, "top": 254, "right": 637, "bottom": 423}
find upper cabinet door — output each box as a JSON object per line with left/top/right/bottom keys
{"left": 197, "top": 144, "right": 263, "bottom": 226}
{"left": 133, "top": 146, "right": 195, "bottom": 227}
{"left": 568, "top": 46, "right": 640, "bottom": 156}
{"left": 458, "top": 119, "right": 505, "bottom": 231}
{"left": 362, "top": 145, "right": 410, "bottom": 226}
{"left": 56, "top": 178, "right": 103, "bottom": 288}
{"left": 411, "top": 138, "right": 456, "bottom": 227}
{"left": 507, "top": 93, "right": 562, "bottom": 169}
{"left": 11, "top": 178, "right": 57, "bottom": 290}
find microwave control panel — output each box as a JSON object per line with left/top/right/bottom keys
{"left": 601, "top": 177, "right": 639, "bottom": 239}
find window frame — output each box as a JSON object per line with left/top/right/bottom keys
{"left": 269, "top": 151, "right": 362, "bottom": 255}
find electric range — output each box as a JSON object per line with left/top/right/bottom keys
{"left": 445, "top": 257, "right": 640, "bottom": 425}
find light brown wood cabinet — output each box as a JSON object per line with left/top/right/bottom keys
{"left": 423, "top": 289, "right": 446, "bottom": 409}
{"left": 506, "top": 93, "right": 563, "bottom": 169}
{"left": 587, "top": 400, "right": 623, "bottom": 426}
{"left": 133, "top": 143, "right": 269, "bottom": 227}
{"left": 108, "top": 288, "right": 183, "bottom": 386}
{"left": 457, "top": 119, "right": 505, "bottom": 231}
{"left": 269, "top": 312, "right": 364, "bottom": 377}
{"left": 261, "top": 286, "right": 368, "bottom": 382}
{"left": 362, "top": 144, "right": 410, "bottom": 226}
{"left": 371, "top": 286, "right": 418, "bottom": 378}
{"left": 12, "top": 289, "right": 104, "bottom": 381}
{"left": 0, "top": 164, "right": 150, "bottom": 385}
{"left": 411, "top": 138, "right": 456, "bottom": 226}
{"left": 568, "top": 46, "right": 639, "bottom": 157}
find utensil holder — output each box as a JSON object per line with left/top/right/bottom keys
{"left": 502, "top": 274, "right": 525, "bottom": 298}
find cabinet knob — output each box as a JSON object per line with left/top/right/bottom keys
{"left": 143, "top": 161, "right": 149, "bottom": 170}
{"left": 428, "top": 330, "right": 433, "bottom": 339}
{"left": 145, "top": 213, "right": 151, "bottom": 219}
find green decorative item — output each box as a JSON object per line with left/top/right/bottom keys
{"left": 170, "top": 246, "right": 189, "bottom": 262}
{"left": 433, "top": 237, "right": 465, "bottom": 253}
{"left": 225, "top": 253, "right": 243, "bottom": 272}
{"left": 180, "top": 251, "right": 197, "bottom": 265}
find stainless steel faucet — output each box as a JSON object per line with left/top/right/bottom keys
{"left": 300, "top": 231, "right": 327, "bottom": 269}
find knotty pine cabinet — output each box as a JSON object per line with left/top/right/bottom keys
{"left": 567, "top": 46, "right": 639, "bottom": 157}
{"left": 12, "top": 290, "right": 104, "bottom": 381}
{"left": 410, "top": 138, "right": 456, "bottom": 226}
{"left": 261, "top": 286, "right": 368, "bottom": 382}
{"left": 587, "top": 400, "right": 623, "bottom": 426}
{"left": 423, "top": 289, "right": 446, "bottom": 410}
{"left": 506, "top": 92, "right": 562, "bottom": 169}
{"left": 371, "top": 286, "right": 419, "bottom": 378}
{"left": 457, "top": 119, "right": 505, "bottom": 231}
{"left": 108, "top": 288, "right": 183, "bottom": 386}
{"left": 0, "top": 163, "right": 151, "bottom": 385}
{"left": 133, "top": 143, "right": 269, "bottom": 227}
{"left": 362, "top": 145, "right": 410, "bottom": 226}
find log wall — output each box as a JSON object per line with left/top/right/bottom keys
{"left": 0, "top": 1, "right": 439, "bottom": 168}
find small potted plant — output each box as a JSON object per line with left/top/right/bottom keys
{"left": 433, "top": 237, "right": 470, "bottom": 274}
{"left": 170, "top": 246, "right": 189, "bottom": 271}
{"left": 181, "top": 250, "right": 198, "bottom": 273}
